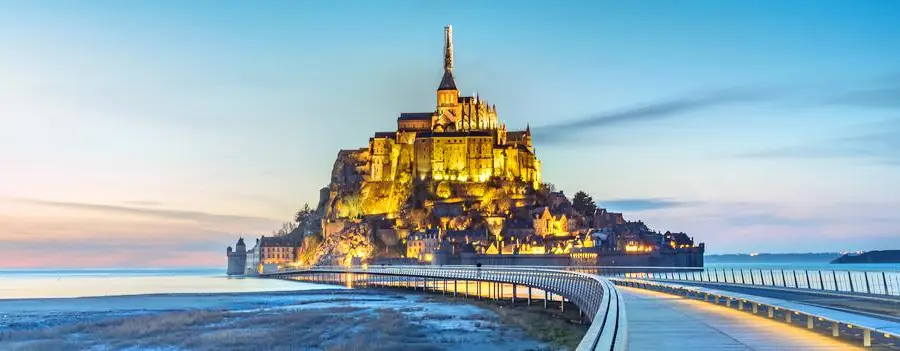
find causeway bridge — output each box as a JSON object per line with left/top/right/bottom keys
{"left": 263, "top": 266, "right": 900, "bottom": 350}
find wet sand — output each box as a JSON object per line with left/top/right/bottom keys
{"left": 0, "top": 290, "right": 568, "bottom": 351}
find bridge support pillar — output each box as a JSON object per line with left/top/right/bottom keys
{"left": 768, "top": 307, "right": 775, "bottom": 318}
{"left": 512, "top": 284, "right": 516, "bottom": 304}
{"left": 739, "top": 301, "right": 744, "bottom": 311}
{"left": 489, "top": 282, "right": 493, "bottom": 300}
{"left": 753, "top": 303, "right": 759, "bottom": 314}
{"left": 864, "top": 329, "right": 871, "bottom": 347}
{"left": 560, "top": 297, "right": 565, "bottom": 312}
{"left": 806, "top": 315, "right": 814, "bottom": 329}
{"left": 494, "top": 282, "right": 498, "bottom": 300}
{"left": 527, "top": 287, "right": 532, "bottom": 306}
{"left": 477, "top": 282, "right": 481, "bottom": 300}
{"left": 785, "top": 312, "right": 792, "bottom": 323}
{"left": 832, "top": 322, "right": 839, "bottom": 337}
{"left": 544, "top": 292, "right": 549, "bottom": 309}
{"left": 442, "top": 279, "right": 446, "bottom": 295}
{"left": 453, "top": 280, "right": 457, "bottom": 297}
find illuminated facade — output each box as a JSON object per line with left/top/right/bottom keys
{"left": 406, "top": 230, "right": 440, "bottom": 262}
{"left": 258, "top": 235, "right": 301, "bottom": 266}
{"left": 365, "top": 25, "right": 541, "bottom": 187}
{"left": 533, "top": 207, "right": 574, "bottom": 237}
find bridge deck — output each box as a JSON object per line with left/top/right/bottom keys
{"left": 621, "top": 286, "right": 861, "bottom": 350}
{"left": 666, "top": 280, "right": 900, "bottom": 321}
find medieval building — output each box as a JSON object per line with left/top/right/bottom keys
{"left": 226, "top": 238, "right": 247, "bottom": 275}
{"left": 340, "top": 26, "right": 541, "bottom": 191}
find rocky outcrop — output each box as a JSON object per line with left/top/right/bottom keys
{"left": 307, "top": 220, "right": 375, "bottom": 266}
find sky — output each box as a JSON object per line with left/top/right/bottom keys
{"left": 1, "top": 1, "right": 899, "bottom": 268}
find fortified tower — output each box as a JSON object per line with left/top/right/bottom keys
{"left": 226, "top": 237, "right": 247, "bottom": 275}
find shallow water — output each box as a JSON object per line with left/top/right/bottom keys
{"left": 0, "top": 269, "right": 333, "bottom": 299}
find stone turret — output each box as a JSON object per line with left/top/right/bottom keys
{"left": 226, "top": 237, "right": 248, "bottom": 275}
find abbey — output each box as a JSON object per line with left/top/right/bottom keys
{"left": 365, "top": 26, "right": 541, "bottom": 186}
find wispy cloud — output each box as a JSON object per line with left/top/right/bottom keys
{"left": 721, "top": 213, "right": 818, "bottom": 228}
{"left": 738, "top": 118, "right": 900, "bottom": 165}
{"left": 598, "top": 198, "right": 699, "bottom": 212}
{"left": 532, "top": 73, "right": 900, "bottom": 146}
{"left": 12, "top": 198, "right": 279, "bottom": 224}
{"left": 122, "top": 200, "right": 163, "bottom": 206}
{"left": 532, "top": 87, "right": 776, "bottom": 144}
{"left": 822, "top": 76, "right": 900, "bottom": 109}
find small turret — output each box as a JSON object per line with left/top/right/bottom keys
{"left": 525, "top": 123, "right": 532, "bottom": 147}
{"left": 236, "top": 237, "right": 246, "bottom": 253}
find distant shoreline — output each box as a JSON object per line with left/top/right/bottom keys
{"left": 705, "top": 252, "right": 841, "bottom": 263}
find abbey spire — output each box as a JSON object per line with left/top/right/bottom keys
{"left": 437, "top": 25, "right": 457, "bottom": 91}
{"left": 444, "top": 25, "right": 453, "bottom": 72}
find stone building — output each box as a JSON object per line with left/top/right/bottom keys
{"left": 406, "top": 229, "right": 441, "bottom": 262}
{"left": 334, "top": 25, "right": 542, "bottom": 195}
{"left": 532, "top": 206, "right": 571, "bottom": 237}
{"left": 245, "top": 238, "right": 260, "bottom": 275}
{"left": 259, "top": 235, "right": 302, "bottom": 266}
{"left": 593, "top": 208, "right": 625, "bottom": 228}
{"left": 226, "top": 238, "right": 247, "bottom": 276}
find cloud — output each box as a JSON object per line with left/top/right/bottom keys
{"left": 720, "top": 213, "right": 818, "bottom": 228}
{"left": 12, "top": 198, "right": 280, "bottom": 224}
{"left": 532, "top": 87, "right": 779, "bottom": 144}
{"left": 0, "top": 235, "right": 225, "bottom": 253}
{"left": 822, "top": 77, "right": 900, "bottom": 109}
{"left": 531, "top": 73, "right": 900, "bottom": 146}
{"left": 737, "top": 119, "right": 900, "bottom": 165}
{"left": 122, "top": 200, "right": 163, "bottom": 206}
{"left": 597, "top": 198, "right": 698, "bottom": 212}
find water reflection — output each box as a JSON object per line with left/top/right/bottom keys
{"left": 0, "top": 269, "right": 333, "bottom": 299}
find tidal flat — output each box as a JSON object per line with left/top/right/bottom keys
{"left": 0, "top": 290, "right": 583, "bottom": 351}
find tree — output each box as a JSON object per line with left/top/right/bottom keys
{"left": 405, "top": 209, "right": 428, "bottom": 230}
{"left": 572, "top": 191, "right": 597, "bottom": 217}
{"left": 540, "top": 182, "right": 556, "bottom": 193}
{"left": 295, "top": 203, "right": 320, "bottom": 237}
{"left": 275, "top": 221, "right": 298, "bottom": 236}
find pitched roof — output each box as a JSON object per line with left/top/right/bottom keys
{"left": 438, "top": 70, "right": 457, "bottom": 90}
{"left": 507, "top": 131, "right": 527, "bottom": 142}
{"left": 259, "top": 235, "right": 301, "bottom": 248}
{"left": 398, "top": 112, "right": 434, "bottom": 121}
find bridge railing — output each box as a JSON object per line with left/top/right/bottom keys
{"left": 567, "top": 266, "right": 900, "bottom": 297}
{"left": 613, "top": 277, "right": 900, "bottom": 348}
{"left": 264, "top": 265, "right": 627, "bottom": 351}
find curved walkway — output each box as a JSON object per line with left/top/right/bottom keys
{"left": 663, "top": 281, "right": 900, "bottom": 321}
{"left": 621, "top": 286, "right": 862, "bottom": 350}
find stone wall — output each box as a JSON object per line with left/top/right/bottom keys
{"left": 226, "top": 252, "right": 246, "bottom": 275}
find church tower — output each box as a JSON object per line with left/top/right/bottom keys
{"left": 436, "top": 25, "right": 460, "bottom": 125}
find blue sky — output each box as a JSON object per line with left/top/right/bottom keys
{"left": 1, "top": 1, "right": 898, "bottom": 267}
